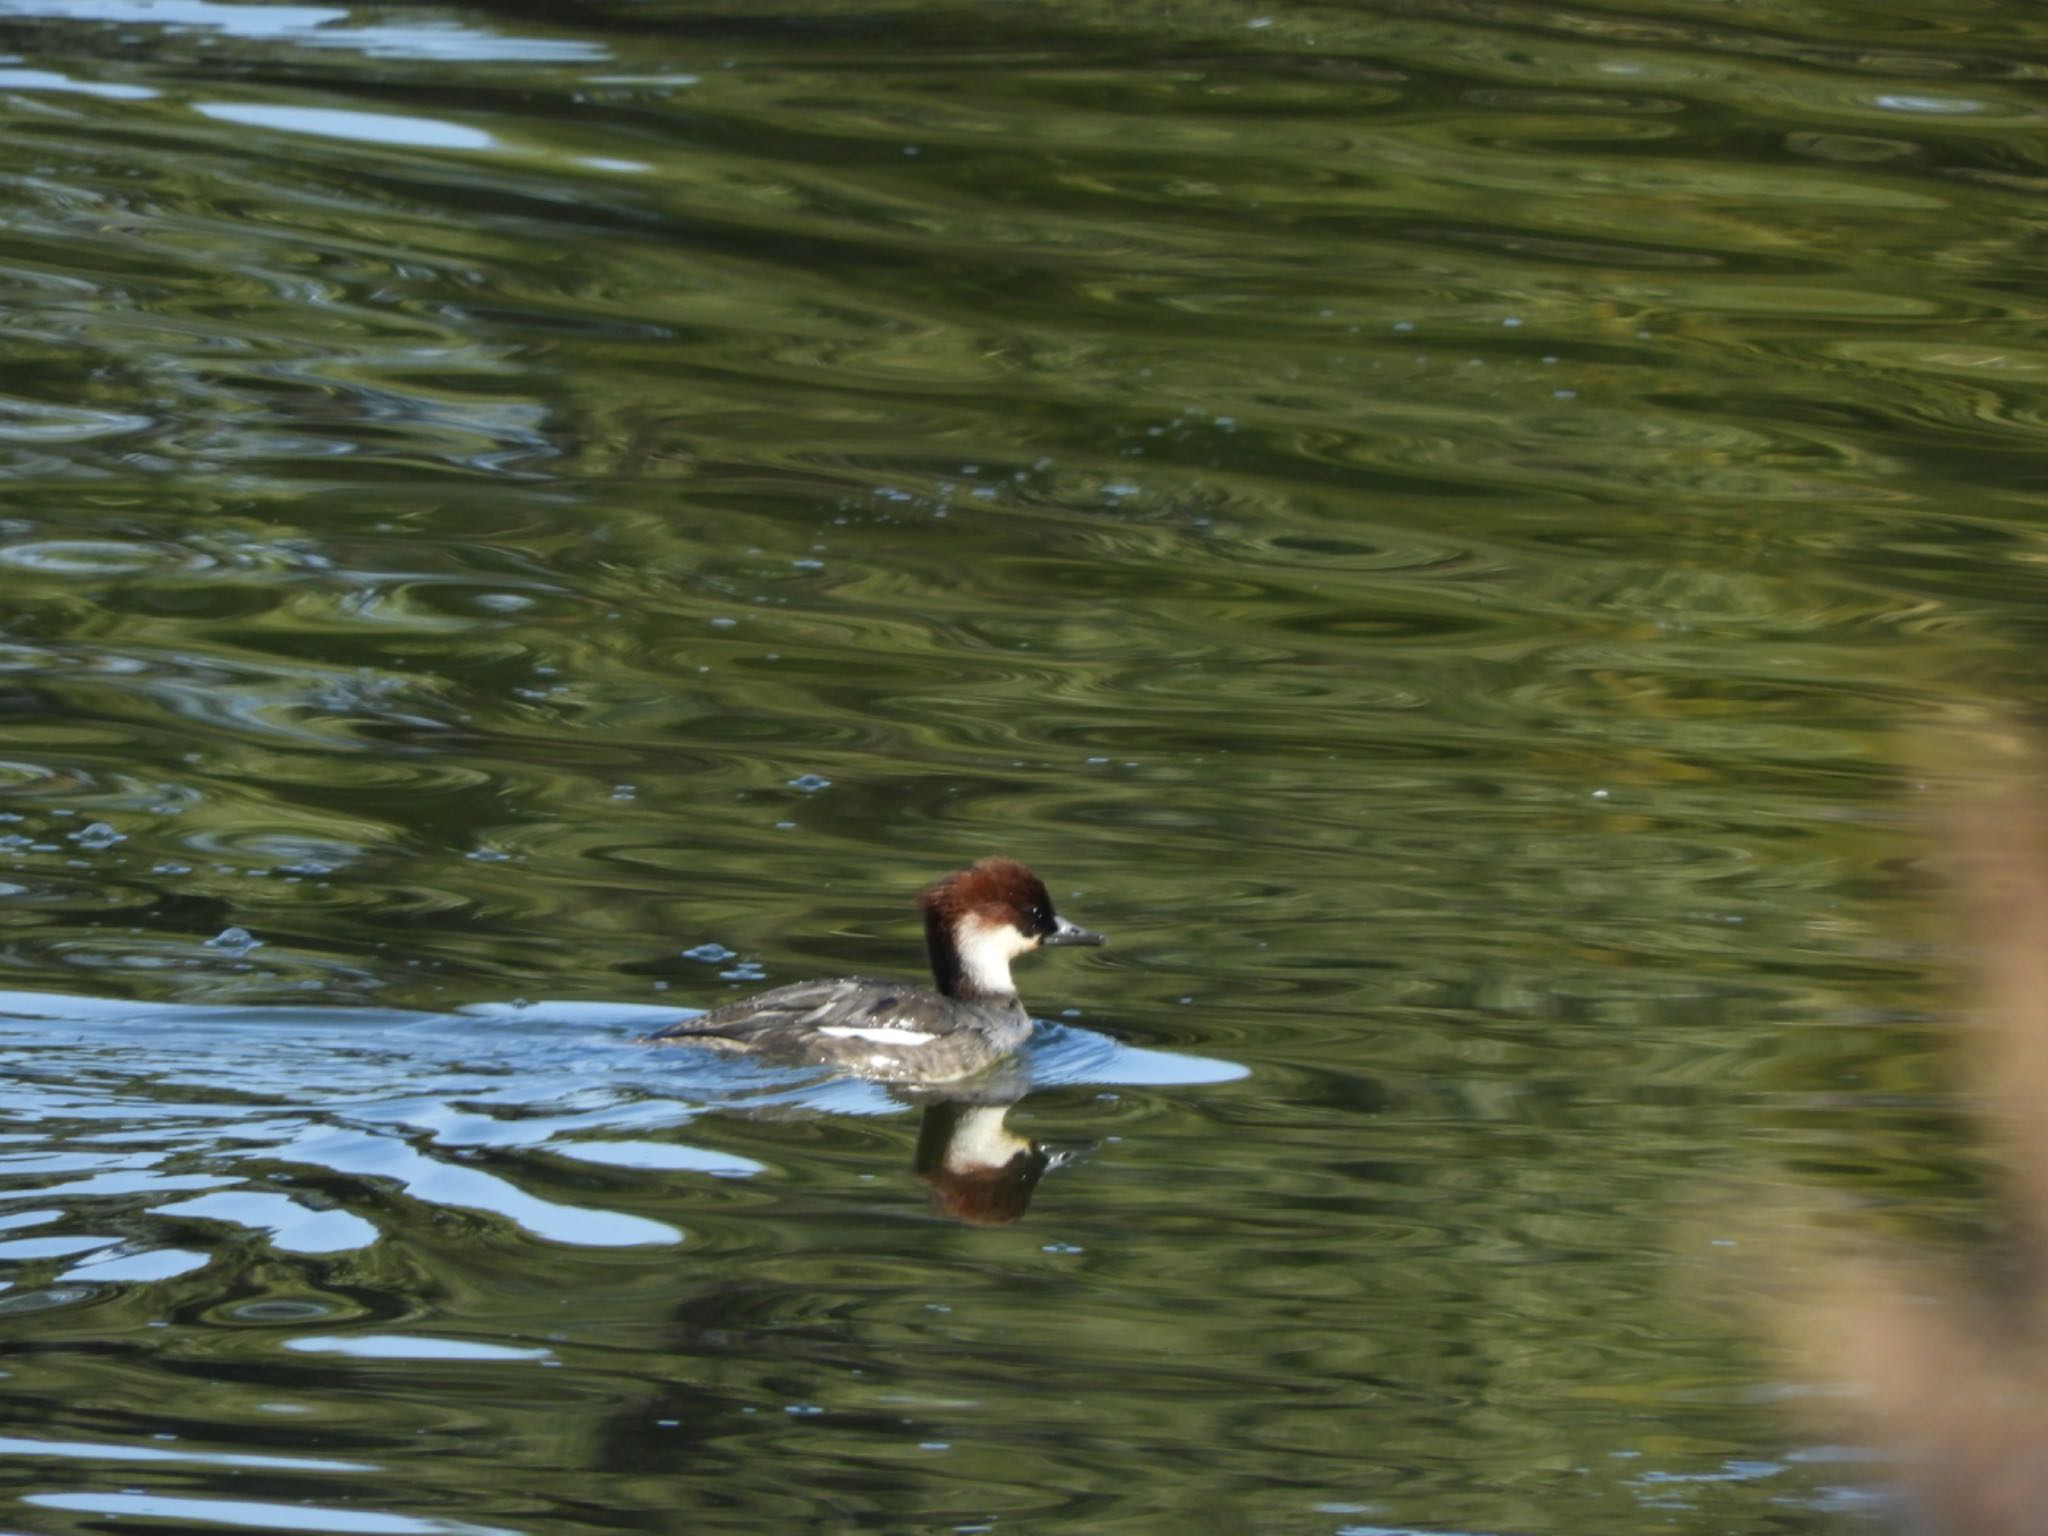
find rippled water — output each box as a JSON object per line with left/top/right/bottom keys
{"left": 4, "top": 0, "right": 2048, "bottom": 1531}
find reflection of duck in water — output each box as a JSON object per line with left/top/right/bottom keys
{"left": 645, "top": 859, "right": 1103, "bottom": 1083}
{"left": 914, "top": 1096, "right": 1060, "bottom": 1226}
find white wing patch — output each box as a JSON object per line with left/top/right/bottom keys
{"left": 818, "top": 1024, "right": 936, "bottom": 1046}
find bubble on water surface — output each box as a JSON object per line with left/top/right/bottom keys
{"left": 232, "top": 1299, "right": 337, "bottom": 1323}
{"left": 0, "top": 1287, "right": 93, "bottom": 1317}
{"left": 0, "top": 539, "right": 198, "bottom": 574}
{"left": 0, "top": 401, "right": 155, "bottom": 443}
{"left": 66, "top": 821, "right": 124, "bottom": 850}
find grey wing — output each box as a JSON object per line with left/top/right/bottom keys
{"left": 644, "top": 977, "right": 947, "bottom": 1045}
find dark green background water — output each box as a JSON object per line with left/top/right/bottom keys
{"left": 2, "top": 0, "right": 2044, "bottom": 1530}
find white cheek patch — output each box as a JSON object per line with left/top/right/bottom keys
{"left": 818, "top": 1025, "right": 936, "bottom": 1046}
{"left": 956, "top": 917, "right": 1028, "bottom": 996}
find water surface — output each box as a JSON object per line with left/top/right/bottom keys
{"left": 4, "top": 0, "right": 2048, "bottom": 1531}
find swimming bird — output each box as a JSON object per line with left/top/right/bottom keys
{"left": 644, "top": 858, "right": 1104, "bottom": 1082}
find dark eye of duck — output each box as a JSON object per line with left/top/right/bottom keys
{"left": 1025, "top": 905, "right": 1050, "bottom": 933}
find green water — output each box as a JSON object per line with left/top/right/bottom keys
{"left": 3, "top": 0, "right": 2046, "bottom": 1530}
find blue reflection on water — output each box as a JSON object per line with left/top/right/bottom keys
{"left": 0, "top": 987, "right": 1244, "bottom": 1263}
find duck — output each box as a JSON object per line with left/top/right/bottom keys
{"left": 644, "top": 858, "right": 1104, "bottom": 1082}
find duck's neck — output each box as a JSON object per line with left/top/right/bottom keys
{"left": 926, "top": 912, "right": 1019, "bottom": 1002}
